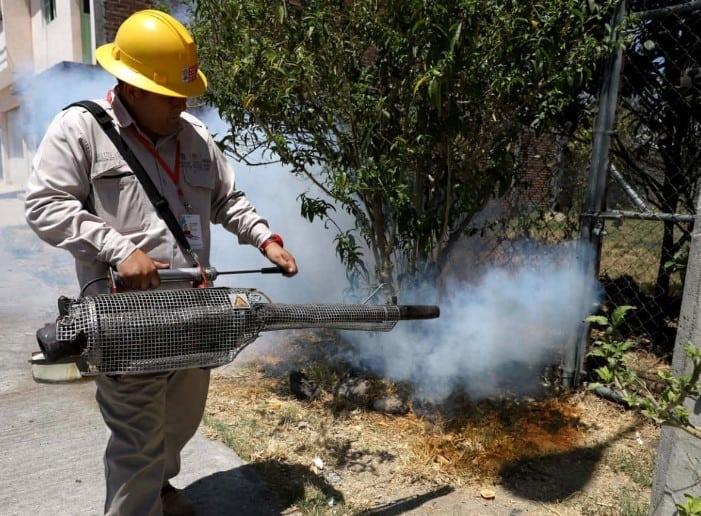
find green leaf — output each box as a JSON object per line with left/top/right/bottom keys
{"left": 428, "top": 77, "right": 441, "bottom": 110}
{"left": 611, "top": 305, "right": 634, "bottom": 328}
{"left": 298, "top": 193, "right": 336, "bottom": 223}
{"left": 676, "top": 493, "right": 701, "bottom": 515}
{"left": 413, "top": 75, "right": 430, "bottom": 95}
{"left": 594, "top": 366, "right": 613, "bottom": 382}
{"left": 586, "top": 315, "right": 609, "bottom": 327}
{"left": 448, "top": 22, "right": 463, "bottom": 54}
{"left": 277, "top": 3, "right": 286, "bottom": 24}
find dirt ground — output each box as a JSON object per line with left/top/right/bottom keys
{"left": 204, "top": 330, "right": 658, "bottom": 515}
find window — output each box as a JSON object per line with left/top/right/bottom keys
{"left": 80, "top": 0, "right": 92, "bottom": 63}
{"left": 43, "top": 0, "right": 56, "bottom": 23}
{"left": 7, "top": 108, "right": 24, "bottom": 159}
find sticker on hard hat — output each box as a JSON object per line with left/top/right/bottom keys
{"left": 181, "top": 65, "right": 198, "bottom": 83}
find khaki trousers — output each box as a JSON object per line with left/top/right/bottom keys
{"left": 95, "top": 368, "right": 211, "bottom": 516}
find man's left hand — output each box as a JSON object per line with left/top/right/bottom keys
{"left": 264, "top": 243, "right": 298, "bottom": 277}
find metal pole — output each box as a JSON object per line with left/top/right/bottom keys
{"left": 563, "top": 0, "right": 628, "bottom": 388}
{"left": 583, "top": 210, "right": 696, "bottom": 224}
{"left": 609, "top": 164, "right": 652, "bottom": 213}
{"left": 634, "top": 0, "right": 701, "bottom": 20}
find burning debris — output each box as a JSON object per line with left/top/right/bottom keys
{"left": 290, "top": 370, "right": 321, "bottom": 401}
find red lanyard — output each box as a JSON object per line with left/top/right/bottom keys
{"left": 132, "top": 129, "right": 182, "bottom": 197}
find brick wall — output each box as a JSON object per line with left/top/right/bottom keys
{"left": 516, "top": 131, "right": 589, "bottom": 211}
{"left": 519, "top": 132, "right": 557, "bottom": 209}
{"left": 103, "top": 0, "right": 154, "bottom": 43}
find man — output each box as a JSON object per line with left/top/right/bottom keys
{"left": 24, "top": 9, "right": 297, "bottom": 516}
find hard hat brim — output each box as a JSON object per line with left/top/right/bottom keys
{"left": 96, "top": 43, "right": 208, "bottom": 98}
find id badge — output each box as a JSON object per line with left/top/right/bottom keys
{"left": 179, "top": 214, "right": 204, "bottom": 250}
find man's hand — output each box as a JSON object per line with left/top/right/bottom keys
{"left": 116, "top": 249, "right": 170, "bottom": 290}
{"left": 263, "top": 243, "right": 298, "bottom": 277}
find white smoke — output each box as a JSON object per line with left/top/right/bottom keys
{"left": 343, "top": 241, "right": 600, "bottom": 401}
{"left": 198, "top": 110, "right": 352, "bottom": 303}
{"left": 21, "top": 63, "right": 115, "bottom": 146}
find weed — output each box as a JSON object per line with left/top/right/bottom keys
{"left": 305, "top": 361, "right": 345, "bottom": 391}
{"left": 202, "top": 414, "right": 260, "bottom": 460}
{"left": 611, "top": 448, "right": 654, "bottom": 487}
{"left": 277, "top": 402, "right": 303, "bottom": 427}
{"left": 295, "top": 483, "right": 341, "bottom": 515}
{"left": 676, "top": 493, "right": 701, "bottom": 516}
{"left": 618, "top": 488, "right": 649, "bottom": 516}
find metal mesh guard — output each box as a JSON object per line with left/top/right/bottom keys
{"left": 56, "top": 287, "right": 400, "bottom": 375}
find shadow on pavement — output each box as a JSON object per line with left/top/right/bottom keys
{"left": 359, "top": 485, "right": 455, "bottom": 515}
{"left": 183, "top": 467, "right": 278, "bottom": 515}
{"left": 183, "top": 460, "right": 345, "bottom": 515}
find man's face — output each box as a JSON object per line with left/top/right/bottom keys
{"left": 120, "top": 84, "right": 187, "bottom": 138}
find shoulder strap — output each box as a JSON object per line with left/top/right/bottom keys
{"left": 65, "top": 100, "right": 198, "bottom": 267}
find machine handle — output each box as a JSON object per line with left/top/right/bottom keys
{"left": 112, "top": 265, "right": 286, "bottom": 288}
{"left": 156, "top": 268, "right": 210, "bottom": 282}
{"left": 260, "top": 266, "right": 285, "bottom": 274}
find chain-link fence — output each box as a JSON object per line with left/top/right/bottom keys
{"left": 465, "top": 1, "right": 701, "bottom": 385}
{"left": 592, "top": 0, "right": 701, "bottom": 359}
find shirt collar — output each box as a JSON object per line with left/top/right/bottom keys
{"left": 107, "top": 90, "right": 130, "bottom": 128}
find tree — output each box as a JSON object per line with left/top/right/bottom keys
{"left": 192, "top": 0, "right": 617, "bottom": 295}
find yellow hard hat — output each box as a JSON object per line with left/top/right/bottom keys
{"left": 95, "top": 9, "right": 207, "bottom": 98}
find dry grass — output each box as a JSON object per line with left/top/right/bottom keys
{"left": 204, "top": 356, "right": 659, "bottom": 514}
{"left": 599, "top": 218, "right": 686, "bottom": 295}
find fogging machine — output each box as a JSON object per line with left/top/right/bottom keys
{"left": 36, "top": 266, "right": 439, "bottom": 375}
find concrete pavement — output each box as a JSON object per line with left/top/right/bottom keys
{"left": 0, "top": 191, "right": 277, "bottom": 515}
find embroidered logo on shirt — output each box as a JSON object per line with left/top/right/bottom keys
{"left": 180, "top": 153, "right": 211, "bottom": 172}
{"left": 95, "top": 151, "right": 123, "bottom": 163}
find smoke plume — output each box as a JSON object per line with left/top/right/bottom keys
{"left": 343, "top": 242, "right": 600, "bottom": 401}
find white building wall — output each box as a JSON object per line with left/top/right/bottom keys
{"left": 30, "top": 0, "right": 83, "bottom": 74}
{"left": 0, "top": 1, "right": 34, "bottom": 91}
{"left": 3, "top": 106, "right": 29, "bottom": 185}
{"left": 0, "top": 22, "right": 7, "bottom": 85}
{"left": 0, "top": 0, "right": 33, "bottom": 187}
{"left": 0, "top": 0, "right": 87, "bottom": 187}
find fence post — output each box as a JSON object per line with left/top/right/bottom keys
{"left": 563, "top": 0, "right": 628, "bottom": 388}
{"left": 649, "top": 211, "right": 701, "bottom": 513}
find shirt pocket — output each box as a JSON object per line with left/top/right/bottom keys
{"left": 90, "top": 161, "right": 148, "bottom": 234}
{"left": 182, "top": 165, "right": 214, "bottom": 216}
{"left": 182, "top": 165, "right": 215, "bottom": 189}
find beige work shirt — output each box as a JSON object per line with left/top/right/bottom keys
{"left": 25, "top": 94, "right": 273, "bottom": 293}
